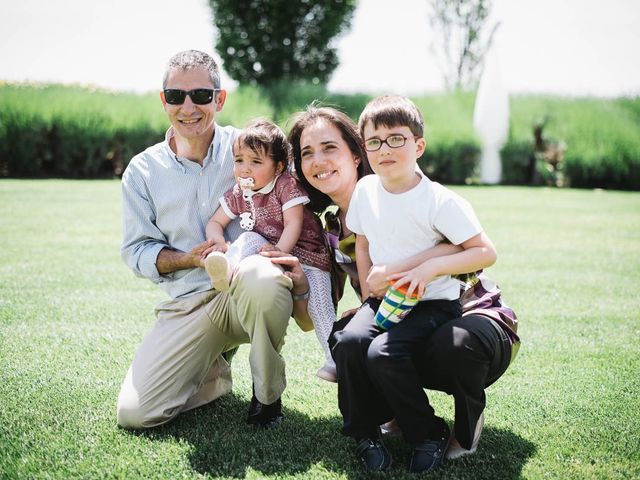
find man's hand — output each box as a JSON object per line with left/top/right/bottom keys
{"left": 190, "top": 239, "right": 217, "bottom": 268}
{"left": 156, "top": 239, "right": 216, "bottom": 274}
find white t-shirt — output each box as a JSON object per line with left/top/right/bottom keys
{"left": 346, "top": 173, "right": 482, "bottom": 301}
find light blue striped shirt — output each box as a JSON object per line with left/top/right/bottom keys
{"left": 121, "top": 124, "right": 243, "bottom": 299}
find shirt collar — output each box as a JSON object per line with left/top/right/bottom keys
{"left": 164, "top": 126, "right": 218, "bottom": 167}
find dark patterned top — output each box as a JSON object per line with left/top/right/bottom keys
{"left": 222, "top": 172, "right": 331, "bottom": 272}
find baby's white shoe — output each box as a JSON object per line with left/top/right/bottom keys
{"left": 204, "top": 251, "right": 230, "bottom": 292}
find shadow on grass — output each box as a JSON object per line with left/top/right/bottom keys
{"left": 133, "top": 393, "right": 536, "bottom": 479}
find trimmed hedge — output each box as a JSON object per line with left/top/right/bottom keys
{"left": 0, "top": 84, "right": 165, "bottom": 178}
{"left": 1, "top": 82, "right": 638, "bottom": 190}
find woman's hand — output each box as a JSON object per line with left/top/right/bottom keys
{"left": 259, "top": 242, "right": 277, "bottom": 253}
{"left": 261, "top": 249, "right": 314, "bottom": 332}
{"left": 340, "top": 307, "right": 359, "bottom": 320}
{"left": 366, "top": 264, "right": 390, "bottom": 298}
{"left": 260, "top": 249, "right": 309, "bottom": 295}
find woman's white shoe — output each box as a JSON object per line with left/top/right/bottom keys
{"left": 446, "top": 412, "right": 484, "bottom": 460}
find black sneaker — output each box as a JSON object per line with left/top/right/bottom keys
{"left": 408, "top": 423, "right": 450, "bottom": 473}
{"left": 354, "top": 436, "right": 392, "bottom": 471}
{"left": 246, "top": 392, "right": 283, "bottom": 428}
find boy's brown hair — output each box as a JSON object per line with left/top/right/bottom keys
{"left": 358, "top": 95, "right": 424, "bottom": 139}
{"left": 234, "top": 119, "right": 291, "bottom": 170}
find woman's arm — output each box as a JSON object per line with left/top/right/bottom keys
{"left": 388, "top": 231, "right": 497, "bottom": 298}
{"left": 260, "top": 250, "right": 314, "bottom": 332}
{"left": 354, "top": 234, "right": 373, "bottom": 299}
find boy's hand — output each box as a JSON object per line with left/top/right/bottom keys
{"left": 366, "top": 264, "right": 390, "bottom": 298}
{"left": 387, "top": 261, "right": 438, "bottom": 299}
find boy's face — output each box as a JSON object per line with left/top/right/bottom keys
{"left": 362, "top": 121, "right": 425, "bottom": 191}
{"left": 233, "top": 144, "right": 283, "bottom": 191}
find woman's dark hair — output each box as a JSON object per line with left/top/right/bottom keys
{"left": 235, "top": 118, "right": 291, "bottom": 171}
{"left": 288, "top": 105, "right": 372, "bottom": 213}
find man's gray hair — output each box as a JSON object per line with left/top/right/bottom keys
{"left": 162, "top": 50, "right": 221, "bottom": 89}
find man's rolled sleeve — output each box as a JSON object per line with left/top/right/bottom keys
{"left": 135, "top": 242, "right": 167, "bottom": 283}
{"left": 121, "top": 165, "right": 170, "bottom": 284}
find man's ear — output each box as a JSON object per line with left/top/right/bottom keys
{"left": 215, "top": 90, "right": 227, "bottom": 112}
{"left": 160, "top": 90, "right": 168, "bottom": 111}
{"left": 415, "top": 137, "right": 426, "bottom": 157}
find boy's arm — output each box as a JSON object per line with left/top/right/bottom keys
{"left": 388, "top": 231, "right": 497, "bottom": 298}
{"left": 355, "top": 234, "right": 373, "bottom": 299}
{"left": 367, "top": 242, "right": 464, "bottom": 297}
{"left": 272, "top": 204, "right": 304, "bottom": 253}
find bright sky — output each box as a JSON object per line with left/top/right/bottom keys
{"left": 1, "top": 0, "right": 639, "bottom": 97}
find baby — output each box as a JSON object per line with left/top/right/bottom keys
{"left": 204, "top": 119, "right": 337, "bottom": 382}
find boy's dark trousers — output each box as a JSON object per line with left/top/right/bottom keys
{"left": 330, "top": 297, "right": 461, "bottom": 444}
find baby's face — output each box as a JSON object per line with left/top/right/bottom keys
{"left": 233, "top": 145, "right": 282, "bottom": 191}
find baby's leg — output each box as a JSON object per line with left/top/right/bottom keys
{"left": 302, "top": 265, "right": 337, "bottom": 382}
{"left": 226, "top": 232, "right": 270, "bottom": 266}
{"left": 205, "top": 232, "right": 269, "bottom": 292}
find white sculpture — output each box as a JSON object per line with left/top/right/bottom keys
{"left": 473, "top": 42, "right": 509, "bottom": 184}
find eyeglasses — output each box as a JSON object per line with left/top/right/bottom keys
{"left": 364, "top": 134, "right": 418, "bottom": 152}
{"left": 163, "top": 88, "right": 220, "bottom": 105}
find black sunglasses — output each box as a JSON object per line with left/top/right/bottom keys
{"left": 163, "top": 88, "right": 220, "bottom": 105}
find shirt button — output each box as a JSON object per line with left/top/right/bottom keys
{"left": 199, "top": 172, "right": 202, "bottom": 176}
{"left": 202, "top": 203, "right": 206, "bottom": 207}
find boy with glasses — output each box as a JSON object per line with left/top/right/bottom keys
{"left": 332, "top": 95, "right": 498, "bottom": 473}
{"left": 118, "top": 50, "right": 301, "bottom": 430}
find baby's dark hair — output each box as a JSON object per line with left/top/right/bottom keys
{"left": 234, "top": 119, "right": 291, "bottom": 170}
{"left": 358, "top": 95, "right": 425, "bottom": 138}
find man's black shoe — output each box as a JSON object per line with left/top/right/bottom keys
{"left": 354, "top": 436, "right": 392, "bottom": 471}
{"left": 408, "top": 423, "right": 450, "bottom": 473}
{"left": 246, "top": 393, "right": 283, "bottom": 428}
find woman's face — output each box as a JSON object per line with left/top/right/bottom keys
{"left": 299, "top": 119, "right": 360, "bottom": 201}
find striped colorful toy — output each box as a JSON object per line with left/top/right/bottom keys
{"left": 375, "top": 284, "right": 421, "bottom": 330}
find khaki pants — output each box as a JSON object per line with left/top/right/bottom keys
{"left": 117, "top": 255, "right": 293, "bottom": 429}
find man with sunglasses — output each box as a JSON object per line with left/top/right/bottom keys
{"left": 117, "top": 50, "right": 295, "bottom": 429}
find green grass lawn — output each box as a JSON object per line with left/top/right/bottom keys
{"left": 1, "top": 180, "right": 638, "bottom": 479}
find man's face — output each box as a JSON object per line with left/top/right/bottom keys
{"left": 160, "top": 67, "right": 226, "bottom": 141}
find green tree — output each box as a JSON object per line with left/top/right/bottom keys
{"left": 209, "top": 0, "right": 357, "bottom": 101}
{"left": 428, "top": 0, "right": 499, "bottom": 90}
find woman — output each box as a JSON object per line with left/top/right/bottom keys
{"left": 283, "top": 105, "right": 520, "bottom": 469}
